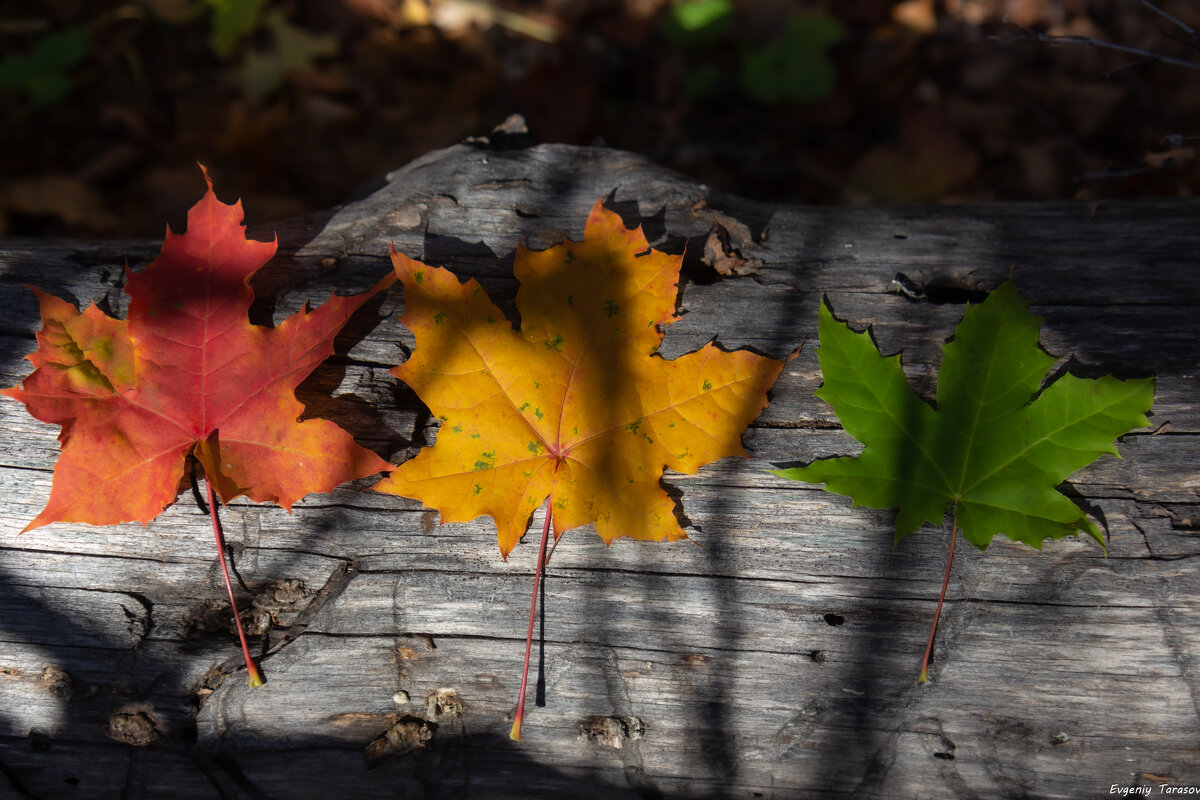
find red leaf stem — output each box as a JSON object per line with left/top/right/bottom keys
{"left": 511, "top": 497, "right": 553, "bottom": 740}
{"left": 207, "top": 477, "right": 264, "bottom": 688}
{"left": 918, "top": 513, "right": 958, "bottom": 684}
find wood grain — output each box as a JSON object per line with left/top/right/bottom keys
{"left": 0, "top": 142, "right": 1196, "bottom": 799}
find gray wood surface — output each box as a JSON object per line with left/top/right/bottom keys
{"left": 1, "top": 142, "right": 1197, "bottom": 799}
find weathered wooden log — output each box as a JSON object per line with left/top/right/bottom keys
{"left": 0, "top": 141, "right": 1197, "bottom": 799}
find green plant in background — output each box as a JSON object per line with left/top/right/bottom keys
{"left": 741, "top": 13, "right": 842, "bottom": 104}
{"left": 198, "top": 0, "right": 336, "bottom": 99}
{"left": 663, "top": 0, "right": 733, "bottom": 42}
{"left": 663, "top": 2, "right": 842, "bottom": 104}
{"left": 0, "top": 26, "right": 91, "bottom": 106}
{"left": 240, "top": 10, "right": 337, "bottom": 100}
{"left": 662, "top": 0, "right": 731, "bottom": 98}
{"left": 204, "top": 0, "right": 267, "bottom": 58}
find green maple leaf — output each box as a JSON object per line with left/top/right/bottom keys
{"left": 775, "top": 281, "right": 1154, "bottom": 551}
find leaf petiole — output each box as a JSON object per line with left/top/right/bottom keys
{"left": 511, "top": 497, "right": 553, "bottom": 740}
{"left": 205, "top": 477, "right": 264, "bottom": 688}
{"left": 918, "top": 512, "right": 958, "bottom": 684}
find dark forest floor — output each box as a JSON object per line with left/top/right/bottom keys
{"left": 3, "top": 0, "right": 1200, "bottom": 238}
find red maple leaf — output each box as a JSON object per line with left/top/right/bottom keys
{"left": 4, "top": 167, "right": 392, "bottom": 683}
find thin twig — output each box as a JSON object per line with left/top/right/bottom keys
{"left": 1078, "top": 164, "right": 1166, "bottom": 180}
{"left": 991, "top": 29, "right": 1200, "bottom": 71}
{"left": 1161, "top": 28, "right": 1200, "bottom": 54}
{"left": 1139, "top": 0, "right": 1196, "bottom": 39}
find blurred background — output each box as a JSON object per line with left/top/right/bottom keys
{"left": 2, "top": 0, "right": 1200, "bottom": 238}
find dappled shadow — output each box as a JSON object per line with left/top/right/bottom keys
{"left": 378, "top": 187, "right": 784, "bottom": 791}
{"left": 0, "top": 549, "right": 260, "bottom": 797}
{"left": 0, "top": 557, "right": 745, "bottom": 800}
{"left": 4, "top": 138, "right": 1198, "bottom": 799}
{"left": 0, "top": 202, "right": 412, "bottom": 796}
{"left": 774, "top": 208, "right": 959, "bottom": 794}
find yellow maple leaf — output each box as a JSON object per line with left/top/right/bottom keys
{"left": 375, "top": 198, "right": 790, "bottom": 739}
{"left": 375, "top": 200, "right": 788, "bottom": 556}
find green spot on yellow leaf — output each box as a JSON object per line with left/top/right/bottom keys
{"left": 473, "top": 450, "right": 496, "bottom": 471}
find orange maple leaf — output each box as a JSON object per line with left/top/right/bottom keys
{"left": 374, "top": 199, "right": 790, "bottom": 737}
{"left": 3, "top": 168, "right": 393, "bottom": 530}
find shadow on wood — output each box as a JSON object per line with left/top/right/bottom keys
{"left": 1, "top": 142, "right": 1197, "bottom": 798}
